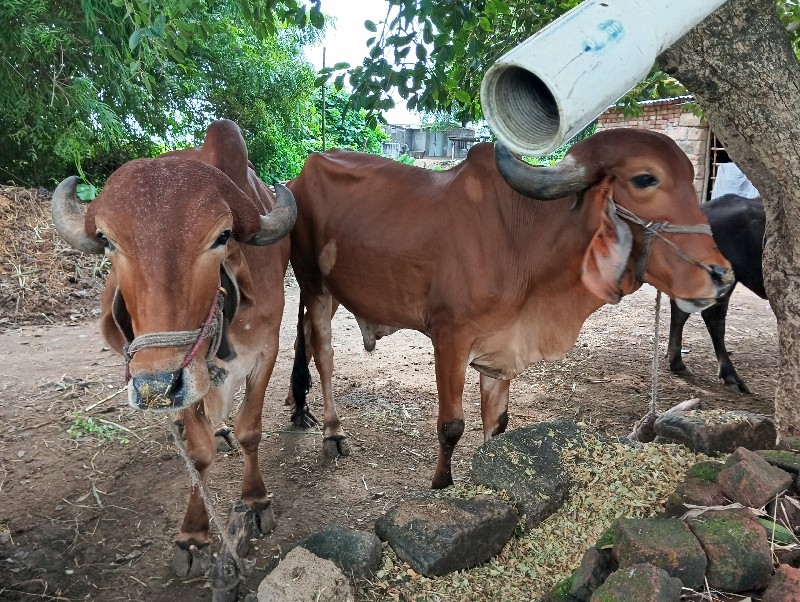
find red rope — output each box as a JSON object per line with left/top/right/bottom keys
{"left": 180, "top": 287, "right": 223, "bottom": 370}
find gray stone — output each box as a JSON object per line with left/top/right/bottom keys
{"left": 590, "top": 563, "right": 682, "bottom": 602}
{"left": 374, "top": 496, "right": 518, "bottom": 576}
{"left": 653, "top": 410, "right": 776, "bottom": 455}
{"left": 257, "top": 547, "right": 354, "bottom": 602}
{"left": 299, "top": 524, "right": 382, "bottom": 579}
{"left": 569, "top": 547, "right": 616, "bottom": 601}
{"left": 471, "top": 420, "right": 581, "bottom": 526}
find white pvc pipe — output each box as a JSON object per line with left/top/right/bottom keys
{"left": 480, "top": 0, "right": 729, "bottom": 156}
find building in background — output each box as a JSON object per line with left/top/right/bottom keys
{"left": 381, "top": 125, "right": 478, "bottom": 160}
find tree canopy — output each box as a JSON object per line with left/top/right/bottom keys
{"left": 0, "top": 0, "right": 384, "bottom": 187}
{"left": 4, "top": 0, "right": 798, "bottom": 185}
{"left": 327, "top": 0, "right": 800, "bottom": 123}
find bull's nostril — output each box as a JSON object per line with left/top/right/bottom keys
{"left": 708, "top": 264, "right": 736, "bottom": 295}
{"left": 131, "top": 370, "right": 185, "bottom": 410}
{"left": 709, "top": 264, "right": 734, "bottom": 283}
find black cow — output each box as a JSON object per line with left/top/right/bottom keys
{"left": 667, "top": 194, "right": 767, "bottom": 393}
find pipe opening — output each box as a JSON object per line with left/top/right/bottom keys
{"left": 489, "top": 67, "right": 560, "bottom": 155}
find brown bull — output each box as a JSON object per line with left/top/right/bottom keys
{"left": 51, "top": 120, "right": 295, "bottom": 573}
{"left": 287, "top": 128, "right": 734, "bottom": 489}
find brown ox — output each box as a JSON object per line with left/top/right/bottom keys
{"left": 287, "top": 128, "right": 734, "bottom": 489}
{"left": 51, "top": 120, "right": 295, "bottom": 573}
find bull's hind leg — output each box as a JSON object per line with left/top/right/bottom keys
{"left": 285, "top": 300, "right": 341, "bottom": 427}
{"left": 479, "top": 374, "right": 510, "bottom": 441}
{"left": 172, "top": 402, "right": 217, "bottom": 577}
{"left": 305, "top": 291, "right": 350, "bottom": 457}
{"left": 286, "top": 305, "right": 318, "bottom": 427}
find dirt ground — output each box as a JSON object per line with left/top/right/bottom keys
{"left": 0, "top": 191, "right": 778, "bottom": 601}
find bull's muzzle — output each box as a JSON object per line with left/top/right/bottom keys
{"left": 674, "top": 263, "right": 736, "bottom": 314}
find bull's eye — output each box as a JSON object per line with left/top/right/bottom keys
{"left": 631, "top": 174, "right": 659, "bottom": 189}
{"left": 212, "top": 230, "right": 232, "bottom": 249}
{"left": 95, "top": 232, "right": 115, "bottom": 252}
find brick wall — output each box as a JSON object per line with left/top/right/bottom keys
{"left": 597, "top": 99, "right": 709, "bottom": 201}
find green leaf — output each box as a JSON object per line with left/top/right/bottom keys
{"left": 129, "top": 29, "right": 143, "bottom": 51}
{"left": 415, "top": 45, "right": 427, "bottom": 62}
{"left": 76, "top": 183, "right": 98, "bottom": 202}
{"left": 310, "top": 8, "right": 324, "bottom": 29}
{"left": 332, "top": 62, "right": 350, "bottom": 70}
{"left": 758, "top": 518, "right": 799, "bottom": 544}
{"left": 454, "top": 89, "right": 471, "bottom": 103}
{"left": 364, "top": 20, "right": 377, "bottom": 32}
{"left": 152, "top": 15, "right": 167, "bottom": 37}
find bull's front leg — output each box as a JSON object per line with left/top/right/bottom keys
{"left": 431, "top": 337, "right": 469, "bottom": 489}
{"left": 305, "top": 291, "right": 350, "bottom": 457}
{"left": 479, "top": 374, "right": 510, "bottom": 441}
{"left": 172, "top": 402, "right": 217, "bottom": 577}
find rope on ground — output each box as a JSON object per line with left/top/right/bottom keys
{"left": 170, "top": 422, "right": 250, "bottom": 599}
{"left": 651, "top": 290, "right": 662, "bottom": 417}
{"left": 626, "top": 290, "right": 663, "bottom": 443}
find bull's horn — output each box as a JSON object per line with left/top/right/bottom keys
{"left": 51, "top": 176, "right": 105, "bottom": 254}
{"left": 246, "top": 182, "right": 297, "bottom": 246}
{"left": 494, "top": 141, "right": 588, "bottom": 201}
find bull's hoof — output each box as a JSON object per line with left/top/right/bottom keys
{"left": 290, "top": 405, "right": 318, "bottom": 428}
{"left": 323, "top": 436, "right": 350, "bottom": 458}
{"left": 172, "top": 543, "right": 210, "bottom": 578}
{"left": 725, "top": 380, "right": 752, "bottom": 395}
{"left": 214, "top": 425, "right": 236, "bottom": 452}
{"left": 252, "top": 501, "right": 276, "bottom": 536}
{"left": 669, "top": 363, "right": 690, "bottom": 376}
{"left": 431, "top": 473, "right": 454, "bottom": 490}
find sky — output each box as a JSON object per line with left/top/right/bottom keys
{"left": 304, "top": 0, "right": 421, "bottom": 125}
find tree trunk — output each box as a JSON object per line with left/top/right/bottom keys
{"left": 659, "top": 0, "right": 800, "bottom": 445}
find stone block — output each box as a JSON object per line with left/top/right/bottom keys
{"left": 589, "top": 563, "right": 682, "bottom": 602}
{"left": 569, "top": 547, "right": 616, "bottom": 601}
{"left": 687, "top": 508, "right": 773, "bottom": 592}
{"left": 663, "top": 478, "right": 727, "bottom": 518}
{"left": 762, "top": 564, "right": 800, "bottom": 602}
{"left": 471, "top": 420, "right": 580, "bottom": 526}
{"left": 374, "top": 496, "right": 518, "bottom": 576}
{"left": 718, "top": 447, "right": 794, "bottom": 508}
{"left": 299, "top": 524, "right": 382, "bottom": 579}
{"left": 654, "top": 411, "right": 777, "bottom": 455}
{"left": 257, "top": 547, "right": 354, "bottom": 602}
{"left": 757, "top": 449, "right": 800, "bottom": 474}
{"left": 613, "top": 518, "right": 707, "bottom": 589}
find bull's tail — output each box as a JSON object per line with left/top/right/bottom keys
{"left": 289, "top": 297, "right": 314, "bottom": 425}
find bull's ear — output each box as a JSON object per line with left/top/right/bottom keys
{"left": 581, "top": 184, "right": 632, "bottom": 304}
{"left": 99, "top": 270, "right": 131, "bottom": 355}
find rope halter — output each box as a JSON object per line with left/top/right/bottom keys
{"left": 610, "top": 198, "right": 715, "bottom": 284}
{"left": 119, "top": 282, "right": 229, "bottom": 389}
